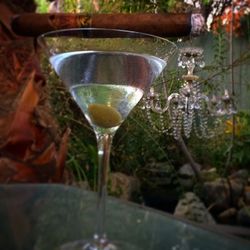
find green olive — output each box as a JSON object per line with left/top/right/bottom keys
{"left": 88, "top": 103, "right": 122, "bottom": 128}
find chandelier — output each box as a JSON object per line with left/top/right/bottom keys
{"left": 142, "top": 46, "right": 237, "bottom": 140}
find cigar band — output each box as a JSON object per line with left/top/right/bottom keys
{"left": 191, "top": 13, "right": 205, "bottom": 36}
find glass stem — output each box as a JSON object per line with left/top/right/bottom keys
{"left": 95, "top": 132, "right": 113, "bottom": 242}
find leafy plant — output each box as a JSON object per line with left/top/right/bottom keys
{"left": 227, "top": 111, "right": 250, "bottom": 168}
{"left": 187, "top": 111, "right": 250, "bottom": 176}
{"left": 34, "top": 0, "right": 49, "bottom": 13}
{"left": 111, "top": 104, "right": 180, "bottom": 174}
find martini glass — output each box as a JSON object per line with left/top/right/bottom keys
{"left": 38, "top": 28, "right": 176, "bottom": 250}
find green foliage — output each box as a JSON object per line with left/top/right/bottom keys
{"left": 188, "top": 131, "right": 230, "bottom": 175}
{"left": 61, "top": 0, "right": 80, "bottom": 13}
{"left": 35, "top": 0, "right": 49, "bottom": 13}
{"left": 188, "top": 111, "right": 250, "bottom": 176}
{"left": 111, "top": 104, "right": 178, "bottom": 174}
{"left": 213, "top": 29, "right": 228, "bottom": 66}
{"left": 229, "top": 112, "right": 250, "bottom": 168}
{"left": 206, "top": 27, "right": 229, "bottom": 93}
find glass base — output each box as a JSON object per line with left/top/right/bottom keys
{"left": 59, "top": 238, "right": 141, "bottom": 250}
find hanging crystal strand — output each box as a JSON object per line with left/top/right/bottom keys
{"left": 171, "top": 108, "right": 183, "bottom": 140}
{"left": 193, "top": 81, "right": 202, "bottom": 103}
{"left": 145, "top": 106, "right": 158, "bottom": 131}
{"left": 203, "top": 116, "right": 216, "bottom": 139}
{"left": 205, "top": 94, "right": 225, "bottom": 137}
{"left": 146, "top": 81, "right": 171, "bottom": 133}
{"left": 143, "top": 93, "right": 170, "bottom": 134}
{"left": 146, "top": 108, "right": 170, "bottom": 134}
{"left": 149, "top": 85, "right": 169, "bottom": 114}
{"left": 193, "top": 116, "right": 203, "bottom": 138}
{"left": 160, "top": 112, "right": 171, "bottom": 134}
{"left": 212, "top": 89, "right": 237, "bottom": 117}
{"left": 183, "top": 109, "right": 194, "bottom": 138}
{"left": 195, "top": 107, "right": 214, "bottom": 138}
{"left": 152, "top": 92, "right": 163, "bottom": 113}
{"left": 193, "top": 106, "right": 204, "bottom": 138}
{"left": 209, "top": 94, "right": 222, "bottom": 116}
{"left": 193, "top": 89, "right": 206, "bottom": 138}
{"left": 168, "top": 92, "right": 180, "bottom": 139}
{"left": 159, "top": 74, "right": 172, "bottom": 134}
{"left": 161, "top": 72, "right": 169, "bottom": 101}
{"left": 144, "top": 95, "right": 160, "bottom": 132}
{"left": 200, "top": 112, "right": 209, "bottom": 137}
{"left": 194, "top": 110, "right": 207, "bottom": 138}
{"left": 179, "top": 80, "right": 193, "bottom": 138}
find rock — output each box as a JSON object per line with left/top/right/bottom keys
{"left": 218, "top": 208, "right": 237, "bottom": 224}
{"left": 178, "top": 163, "right": 201, "bottom": 189}
{"left": 229, "top": 169, "right": 249, "bottom": 185}
{"left": 244, "top": 186, "right": 250, "bottom": 205}
{"left": 203, "top": 178, "right": 245, "bottom": 210}
{"left": 230, "top": 179, "right": 245, "bottom": 204}
{"left": 71, "top": 181, "right": 90, "bottom": 190}
{"left": 174, "top": 192, "right": 216, "bottom": 224}
{"left": 203, "top": 178, "right": 230, "bottom": 210}
{"left": 237, "top": 206, "right": 250, "bottom": 227}
{"left": 178, "top": 178, "right": 194, "bottom": 189}
{"left": 201, "top": 168, "right": 219, "bottom": 182}
{"left": 137, "top": 162, "right": 175, "bottom": 186}
{"left": 109, "top": 172, "right": 140, "bottom": 201}
{"left": 178, "top": 163, "right": 201, "bottom": 177}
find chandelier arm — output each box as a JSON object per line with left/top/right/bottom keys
{"left": 150, "top": 99, "right": 166, "bottom": 113}
{"left": 167, "top": 93, "right": 180, "bottom": 102}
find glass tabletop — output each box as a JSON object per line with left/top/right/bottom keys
{"left": 0, "top": 184, "right": 249, "bottom": 250}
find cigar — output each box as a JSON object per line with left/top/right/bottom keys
{"left": 11, "top": 13, "right": 194, "bottom": 37}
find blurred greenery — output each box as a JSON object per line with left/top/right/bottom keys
{"left": 34, "top": 0, "right": 193, "bottom": 13}
{"left": 187, "top": 111, "right": 250, "bottom": 176}
{"left": 35, "top": 0, "right": 49, "bottom": 12}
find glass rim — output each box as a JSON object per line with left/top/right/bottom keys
{"left": 37, "top": 27, "right": 177, "bottom": 48}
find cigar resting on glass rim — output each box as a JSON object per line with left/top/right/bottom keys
{"left": 11, "top": 12, "right": 205, "bottom": 37}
